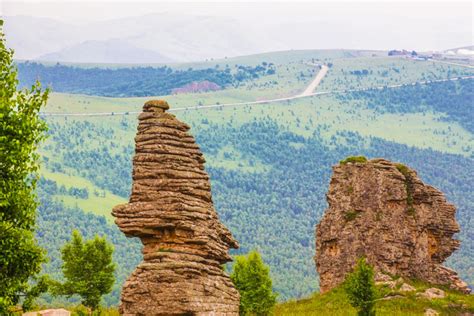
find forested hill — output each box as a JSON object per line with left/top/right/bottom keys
{"left": 16, "top": 62, "right": 276, "bottom": 97}
{"left": 37, "top": 116, "right": 474, "bottom": 304}
{"left": 344, "top": 78, "right": 474, "bottom": 133}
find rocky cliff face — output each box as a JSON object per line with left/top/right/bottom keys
{"left": 315, "top": 158, "right": 469, "bottom": 294}
{"left": 112, "top": 100, "right": 240, "bottom": 315}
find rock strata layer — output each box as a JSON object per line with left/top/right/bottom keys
{"left": 112, "top": 100, "right": 240, "bottom": 315}
{"left": 315, "top": 158, "right": 470, "bottom": 294}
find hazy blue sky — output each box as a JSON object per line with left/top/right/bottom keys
{"left": 2, "top": 1, "right": 472, "bottom": 51}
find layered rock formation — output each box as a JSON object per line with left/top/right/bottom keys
{"left": 112, "top": 100, "right": 240, "bottom": 315}
{"left": 315, "top": 158, "right": 469, "bottom": 294}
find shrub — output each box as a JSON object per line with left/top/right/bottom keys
{"left": 344, "top": 258, "right": 377, "bottom": 316}
{"left": 395, "top": 163, "right": 410, "bottom": 177}
{"left": 231, "top": 250, "right": 277, "bottom": 315}
{"left": 340, "top": 156, "right": 368, "bottom": 164}
{"left": 344, "top": 210, "right": 361, "bottom": 221}
{"left": 54, "top": 230, "right": 116, "bottom": 312}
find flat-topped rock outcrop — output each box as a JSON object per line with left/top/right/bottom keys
{"left": 315, "top": 157, "right": 469, "bottom": 294}
{"left": 112, "top": 100, "right": 240, "bottom": 315}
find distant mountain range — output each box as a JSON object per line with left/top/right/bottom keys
{"left": 3, "top": 14, "right": 286, "bottom": 63}
{"left": 38, "top": 39, "right": 175, "bottom": 64}
{"left": 3, "top": 13, "right": 472, "bottom": 64}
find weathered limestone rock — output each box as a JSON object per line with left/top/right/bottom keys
{"left": 112, "top": 100, "right": 240, "bottom": 315}
{"left": 419, "top": 288, "right": 446, "bottom": 300}
{"left": 399, "top": 283, "right": 416, "bottom": 292}
{"left": 424, "top": 308, "right": 440, "bottom": 316}
{"left": 315, "top": 158, "right": 470, "bottom": 294}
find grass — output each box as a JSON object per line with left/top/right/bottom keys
{"left": 340, "top": 156, "right": 368, "bottom": 164}
{"left": 395, "top": 163, "right": 410, "bottom": 177}
{"left": 344, "top": 210, "right": 361, "bottom": 221}
{"left": 206, "top": 145, "right": 269, "bottom": 172}
{"left": 40, "top": 169, "right": 126, "bottom": 221}
{"left": 44, "top": 88, "right": 474, "bottom": 157}
{"left": 29, "top": 280, "right": 474, "bottom": 316}
{"left": 318, "top": 56, "right": 474, "bottom": 92}
{"left": 275, "top": 280, "right": 474, "bottom": 316}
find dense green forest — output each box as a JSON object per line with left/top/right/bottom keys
{"left": 35, "top": 195, "right": 141, "bottom": 306}
{"left": 36, "top": 112, "right": 474, "bottom": 304}
{"left": 342, "top": 78, "right": 474, "bottom": 134}
{"left": 17, "top": 62, "right": 275, "bottom": 97}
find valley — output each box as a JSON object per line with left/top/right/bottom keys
{"left": 20, "top": 50, "right": 474, "bottom": 305}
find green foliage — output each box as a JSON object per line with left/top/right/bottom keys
{"left": 34, "top": 196, "right": 141, "bottom": 307}
{"left": 69, "top": 304, "right": 119, "bottom": 316}
{"left": 275, "top": 286, "right": 356, "bottom": 315}
{"left": 395, "top": 163, "right": 410, "bottom": 177}
{"left": 346, "top": 79, "right": 474, "bottom": 133}
{"left": 340, "top": 156, "right": 368, "bottom": 164}
{"left": 347, "top": 185, "right": 354, "bottom": 194}
{"left": 55, "top": 230, "right": 116, "bottom": 311}
{"left": 0, "top": 19, "right": 49, "bottom": 314}
{"left": 17, "top": 62, "right": 276, "bottom": 97}
{"left": 21, "top": 275, "right": 51, "bottom": 311}
{"left": 231, "top": 250, "right": 277, "bottom": 315}
{"left": 275, "top": 280, "right": 474, "bottom": 316}
{"left": 344, "top": 258, "right": 377, "bottom": 316}
{"left": 344, "top": 210, "right": 360, "bottom": 221}
{"left": 396, "top": 163, "right": 415, "bottom": 215}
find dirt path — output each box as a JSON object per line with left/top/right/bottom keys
{"left": 299, "top": 64, "right": 329, "bottom": 96}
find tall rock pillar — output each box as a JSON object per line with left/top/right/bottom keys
{"left": 112, "top": 100, "right": 240, "bottom": 315}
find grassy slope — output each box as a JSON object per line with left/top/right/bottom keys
{"left": 318, "top": 57, "right": 472, "bottom": 91}
{"left": 41, "top": 169, "right": 126, "bottom": 221}
{"left": 275, "top": 281, "right": 474, "bottom": 316}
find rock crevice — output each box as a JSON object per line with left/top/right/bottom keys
{"left": 315, "top": 158, "right": 469, "bottom": 294}
{"left": 113, "top": 100, "right": 239, "bottom": 315}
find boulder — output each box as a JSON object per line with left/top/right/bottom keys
{"left": 424, "top": 308, "right": 440, "bottom": 316}
{"left": 420, "top": 288, "right": 446, "bottom": 300}
{"left": 399, "top": 283, "right": 416, "bottom": 292}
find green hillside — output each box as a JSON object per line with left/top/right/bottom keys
{"left": 29, "top": 50, "right": 474, "bottom": 304}
{"left": 275, "top": 281, "right": 474, "bottom": 316}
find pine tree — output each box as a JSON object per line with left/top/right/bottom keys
{"left": 344, "top": 257, "right": 377, "bottom": 316}
{"left": 230, "top": 250, "right": 277, "bottom": 315}
{"left": 0, "top": 19, "right": 49, "bottom": 314}
{"left": 56, "top": 230, "right": 116, "bottom": 312}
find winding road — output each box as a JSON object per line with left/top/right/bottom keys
{"left": 39, "top": 65, "right": 474, "bottom": 117}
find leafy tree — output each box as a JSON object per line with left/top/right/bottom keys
{"left": 344, "top": 258, "right": 377, "bottom": 316}
{"left": 230, "top": 250, "right": 277, "bottom": 315}
{"left": 0, "top": 19, "right": 49, "bottom": 314}
{"left": 55, "top": 230, "right": 116, "bottom": 312}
